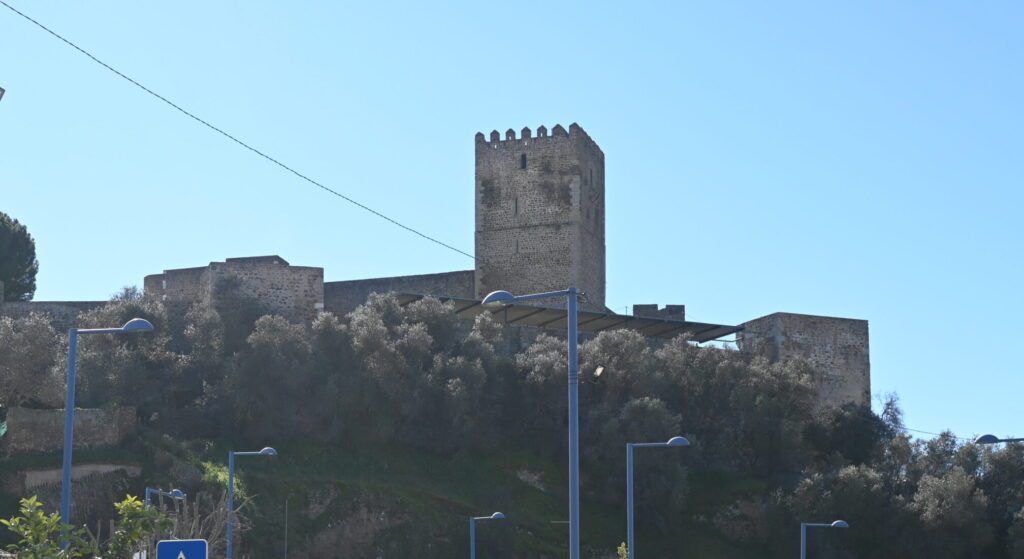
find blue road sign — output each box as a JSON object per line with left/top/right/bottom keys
{"left": 156, "top": 539, "right": 208, "bottom": 559}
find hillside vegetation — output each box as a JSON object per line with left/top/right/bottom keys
{"left": 2, "top": 286, "right": 1024, "bottom": 558}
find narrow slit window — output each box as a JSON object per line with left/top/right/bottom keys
{"left": 520, "top": 154, "right": 527, "bottom": 169}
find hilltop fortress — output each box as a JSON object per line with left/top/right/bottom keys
{"left": 0, "top": 123, "right": 870, "bottom": 408}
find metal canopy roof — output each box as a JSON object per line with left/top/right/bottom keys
{"left": 394, "top": 293, "right": 742, "bottom": 342}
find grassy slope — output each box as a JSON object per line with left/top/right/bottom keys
{"left": 221, "top": 443, "right": 762, "bottom": 559}
{"left": 0, "top": 439, "right": 764, "bottom": 558}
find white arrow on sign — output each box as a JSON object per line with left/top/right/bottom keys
{"left": 177, "top": 553, "right": 186, "bottom": 559}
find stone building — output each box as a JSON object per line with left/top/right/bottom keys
{"left": 0, "top": 123, "right": 870, "bottom": 407}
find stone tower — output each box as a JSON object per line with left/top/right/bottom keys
{"left": 738, "top": 312, "right": 871, "bottom": 407}
{"left": 474, "top": 123, "right": 606, "bottom": 310}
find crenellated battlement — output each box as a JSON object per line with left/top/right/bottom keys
{"left": 475, "top": 122, "right": 601, "bottom": 153}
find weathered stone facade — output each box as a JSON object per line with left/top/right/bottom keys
{"left": 324, "top": 270, "right": 474, "bottom": 316}
{"left": 474, "top": 124, "right": 606, "bottom": 310}
{"left": 3, "top": 406, "right": 138, "bottom": 454}
{"left": 144, "top": 255, "right": 323, "bottom": 323}
{"left": 737, "top": 312, "right": 871, "bottom": 406}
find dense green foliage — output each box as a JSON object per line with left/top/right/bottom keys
{"left": 2, "top": 495, "right": 170, "bottom": 558}
{"left": 0, "top": 313, "right": 62, "bottom": 408}
{"left": 0, "top": 212, "right": 38, "bottom": 302}
{"left": 3, "top": 286, "right": 1024, "bottom": 558}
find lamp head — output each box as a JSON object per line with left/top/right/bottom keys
{"left": 666, "top": 436, "right": 691, "bottom": 446}
{"left": 974, "top": 434, "right": 1001, "bottom": 445}
{"left": 831, "top": 520, "right": 849, "bottom": 528}
{"left": 121, "top": 318, "right": 155, "bottom": 332}
{"left": 490, "top": 512, "right": 505, "bottom": 520}
{"left": 593, "top": 365, "right": 605, "bottom": 380}
{"left": 170, "top": 489, "right": 186, "bottom": 499}
{"left": 481, "top": 290, "right": 515, "bottom": 307}
{"left": 259, "top": 447, "right": 277, "bottom": 456}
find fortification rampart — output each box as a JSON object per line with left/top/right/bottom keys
{"left": 0, "top": 301, "right": 107, "bottom": 331}
{"left": 324, "top": 270, "right": 474, "bottom": 316}
{"left": 738, "top": 312, "right": 870, "bottom": 407}
{"left": 3, "top": 406, "right": 138, "bottom": 454}
{"left": 145, "top": 256, "right": 323, "bottom": 323}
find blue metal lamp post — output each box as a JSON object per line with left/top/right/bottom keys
{"left": 469, "top": 512, "right": 505, "bottom": 559}
{"left": 61, "top": 318, "right": 154, "bottom": 534}
{"left": 482, "top": 288, "right": 580, "bottom": 559}
{"left": 625, "top": 436, "right": 690, "bottom": 559}
{"left": 800, "top": 520, "right": 848, "bottom": 559}
{"left": 144, "top": 488, "right": 186, "bottom": 508}
{"left": 227, "top": 447, "right": 277, "bottom": 559}
{"left": 974, "top": 434, "right": 1024, "bottom": 445}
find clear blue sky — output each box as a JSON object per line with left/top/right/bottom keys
{"left": 2, "top": 1, "right": 1022, "bottom": 441}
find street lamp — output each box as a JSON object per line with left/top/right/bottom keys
{"left": 626, "top": 436, "right": 690, "bottom": 559}
{"left": 61, "top": 318, "right": 154, "bottom": 533}
{"left": 800, "top": 520, "right": 848, "bottom": 559}
{"left": 227, "top": 447, "right": 277, "bottom": 559}
{"left": 144, "top": 488, "right": 186, "bottom": 508}
{"left": 482, "top": 288, "right": 580, "bottom": 559}
{"left": 469, "top": 512, "right": 505, "bottom": 559}
{"left": 974, "top": 434, "right": 1024, "bottom": 444}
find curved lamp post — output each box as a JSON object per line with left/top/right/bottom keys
{"left": 144, "top": 487, "right": 186, "bottom": 508}
{"left": 626, "top": 436, "right": 690, "bottom": 559}
{"left": 227, "top": 447, "right": 277, "bottom": 559}
{"left": 800, "top": 520, "right": 848, "bottom": 559}
{"left": 974, "top": 434, "right": 1024, "bottom": 445}
{"left": 482, "top": 288, "right": 580, "bottom": 559}
{"left": 469, "top": 512, "right": 505, "bottom": 559}
{"left": 61, "top": 318, "right": 154, "bottom": 536}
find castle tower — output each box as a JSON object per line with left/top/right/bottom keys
{"left": 737, "top": 312, "right": 871, "bottom": 407}
{"left": 474, "top": 123, "right": 606, "bottom": 310}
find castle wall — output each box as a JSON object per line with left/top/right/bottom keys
{"left": 144, "top": 265, "right": 208, "bottom": 303}
{"left": 737, "top": 312, "right": 870, "bottom": 407}
{"left": 324, "top": 270, "right": 475, "bottom": 316}
{"left": 474, "top": 123, "right": 606, "bottom": 310}
{"left": 209, "top": 258, "right": 323, "bottom": 322}
{"left": 0, "top": 301, "right": 107, "bottom": 331}
{"left": 3, "top": 406, "right": 138, "bottom": 454}
{"left": 145, "top": 256, "right": 323, "bottom": 324}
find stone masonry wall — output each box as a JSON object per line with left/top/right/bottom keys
{"left": 4, "top": 465, "right": 141, "bottom": 526}
{"left": 0, "top": 301, "right": 107, "bottom": 331}
{"left": 4, "top": 407, "right": 138, "bottom": 454}
{"left": 474, "top": 123, "right": 605, "bottom": 310}
{"left": 737, "top": 312, "right": 870, "bottom": 407}
{"left": 324, "top": 270, "right": 475, "bottom": 316}
{"left": 144, "top": 256, "right": 324, "bottom": 324}
{"left": 209, "top": 257, "right": 323, "bottom": 323}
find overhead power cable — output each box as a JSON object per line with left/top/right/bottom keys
{"left": 901, "top": 427, "right": 974, "bottom": 442}
{"left": 0, "top": 0, "right": 475, "bottom": 261}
